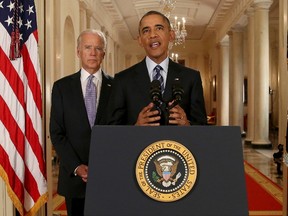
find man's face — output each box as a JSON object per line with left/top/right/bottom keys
{"left": 138, "top": 14, "right": 175, "bottom": 64}
{"left": 77, "top": 33, "right": 105, "bottom": 74}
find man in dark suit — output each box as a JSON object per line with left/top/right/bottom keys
{"left": 106, "top": 11, "right": 207, "bottom": 126}
{"left": 49, "top": 29, "right": 113, "bottom": 216}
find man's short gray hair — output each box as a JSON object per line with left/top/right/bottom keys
{"left": 77, "top": 29, "right": 107, "bottom": 50}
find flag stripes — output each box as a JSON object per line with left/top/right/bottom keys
{"left": 22, "top": 40, "right": 42, "bottom": 114}
{"left": 0, "top": 94, "right": 42, "bottom": 208}
{"left": 0, "top": 142, "right": 24, "bottom": 204}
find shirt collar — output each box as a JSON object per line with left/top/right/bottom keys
{"left": 146, "top": 56, "right": 169, "bottom": 75}
{"left": 81, "top": 68, "right": 102, "bottom": 82}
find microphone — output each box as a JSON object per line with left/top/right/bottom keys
{"left": 149, "top": 79, "right": 165, "bottom": 124}
{"left": 172, "top": 79, "right": 184, "bottom": 102}
{"left": 150, "top": 80, "right": 162, "bottom": 103}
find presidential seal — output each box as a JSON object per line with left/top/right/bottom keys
{"left": 135, "top": 140, "right": 197, "bottom": 202}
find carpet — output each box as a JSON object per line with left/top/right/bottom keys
{"left": 53, "top": 161, "right": 283, "bottom": 216}
{"left": 244, "top": 161, "right": 282, "bottom": 216}
{"left": 52, "top": 194, "right": 66, "bottom": 216}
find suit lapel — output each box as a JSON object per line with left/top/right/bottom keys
{"left": 70, "top": 71, "right": 85, "bottom": 105}
{"left": 164, "top": 60, "right": 182, "bottom": 101}
{"left": 70, "top": 71, "right": 90, "bottom": 127}
{"left": 96, "top": 71, "right": 112, "bottom": 124}
{"left": 132, "top": 60, "right": 151, "bottom": 101}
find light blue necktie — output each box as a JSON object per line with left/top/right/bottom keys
{"left": 85, "top": 75, "right": 97, "bottom": 127}
{"left": 153, "top": 65, "right": 164, "bottom": 95}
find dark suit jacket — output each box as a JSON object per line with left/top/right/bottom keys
{"left": 106, "top": 58, "right": 207, "bottom": 125}
{"left": 49, "top": 70, "right": 113, "bottom": 198}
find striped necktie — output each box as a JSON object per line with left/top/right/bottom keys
{"left": 85, "top": 75, "right": 97, "bottom": 127}
{"left": 153, "top": 65, "right": 164, "bottom": 95}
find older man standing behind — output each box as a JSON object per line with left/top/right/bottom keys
{"left": 49, "top": 29, "right": 113, "bottom": 216}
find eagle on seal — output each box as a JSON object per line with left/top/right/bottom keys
{"left": 154, "top": 155, "right": 181, "bottom": 187}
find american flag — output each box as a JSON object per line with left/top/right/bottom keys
{"left": 0, "top": 0, "right": 48, "bottom": 215}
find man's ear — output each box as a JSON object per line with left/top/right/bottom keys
{"left": 138, "top": 35, "right": 143, "bottom": 47}
{"left": 77, "top": 48, "right": 80, "bottom": 58}
{"left": 169, "top": 30, "right": 175, "bottom": 42}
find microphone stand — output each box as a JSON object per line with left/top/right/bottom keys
{"left": 161, "top": 99, "right": 180, "bottom": 125}
{"left": 163, "top": 102, "right": 170, "bottom": 125}
{"left": 150, "top": 79, "right": 183, "bottom": 125}
{"left": 153, "top": 100, "right": 168, "bottom": 125}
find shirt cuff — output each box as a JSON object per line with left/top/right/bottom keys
{"left": 73, "top": 166, "right": 79, "bottom": 176}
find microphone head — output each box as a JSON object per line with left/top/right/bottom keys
{"left": 172, "top": 79, "right": 184, "bottom": 102}
{"left": 150, "top": 80, "right": 162, "bottom": 102}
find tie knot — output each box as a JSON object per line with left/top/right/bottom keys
{"left": 88, "top": 74, "right": 94, "bottom": 81}
{"left": 154, "top": 65, "right": 162, "bottom": 73}
{"left": 87, "top": 75, "right": 94, "bottom": 87}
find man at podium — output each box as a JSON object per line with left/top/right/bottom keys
{"left": 106, "top": 10, "right": 207, "bottom": 126}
